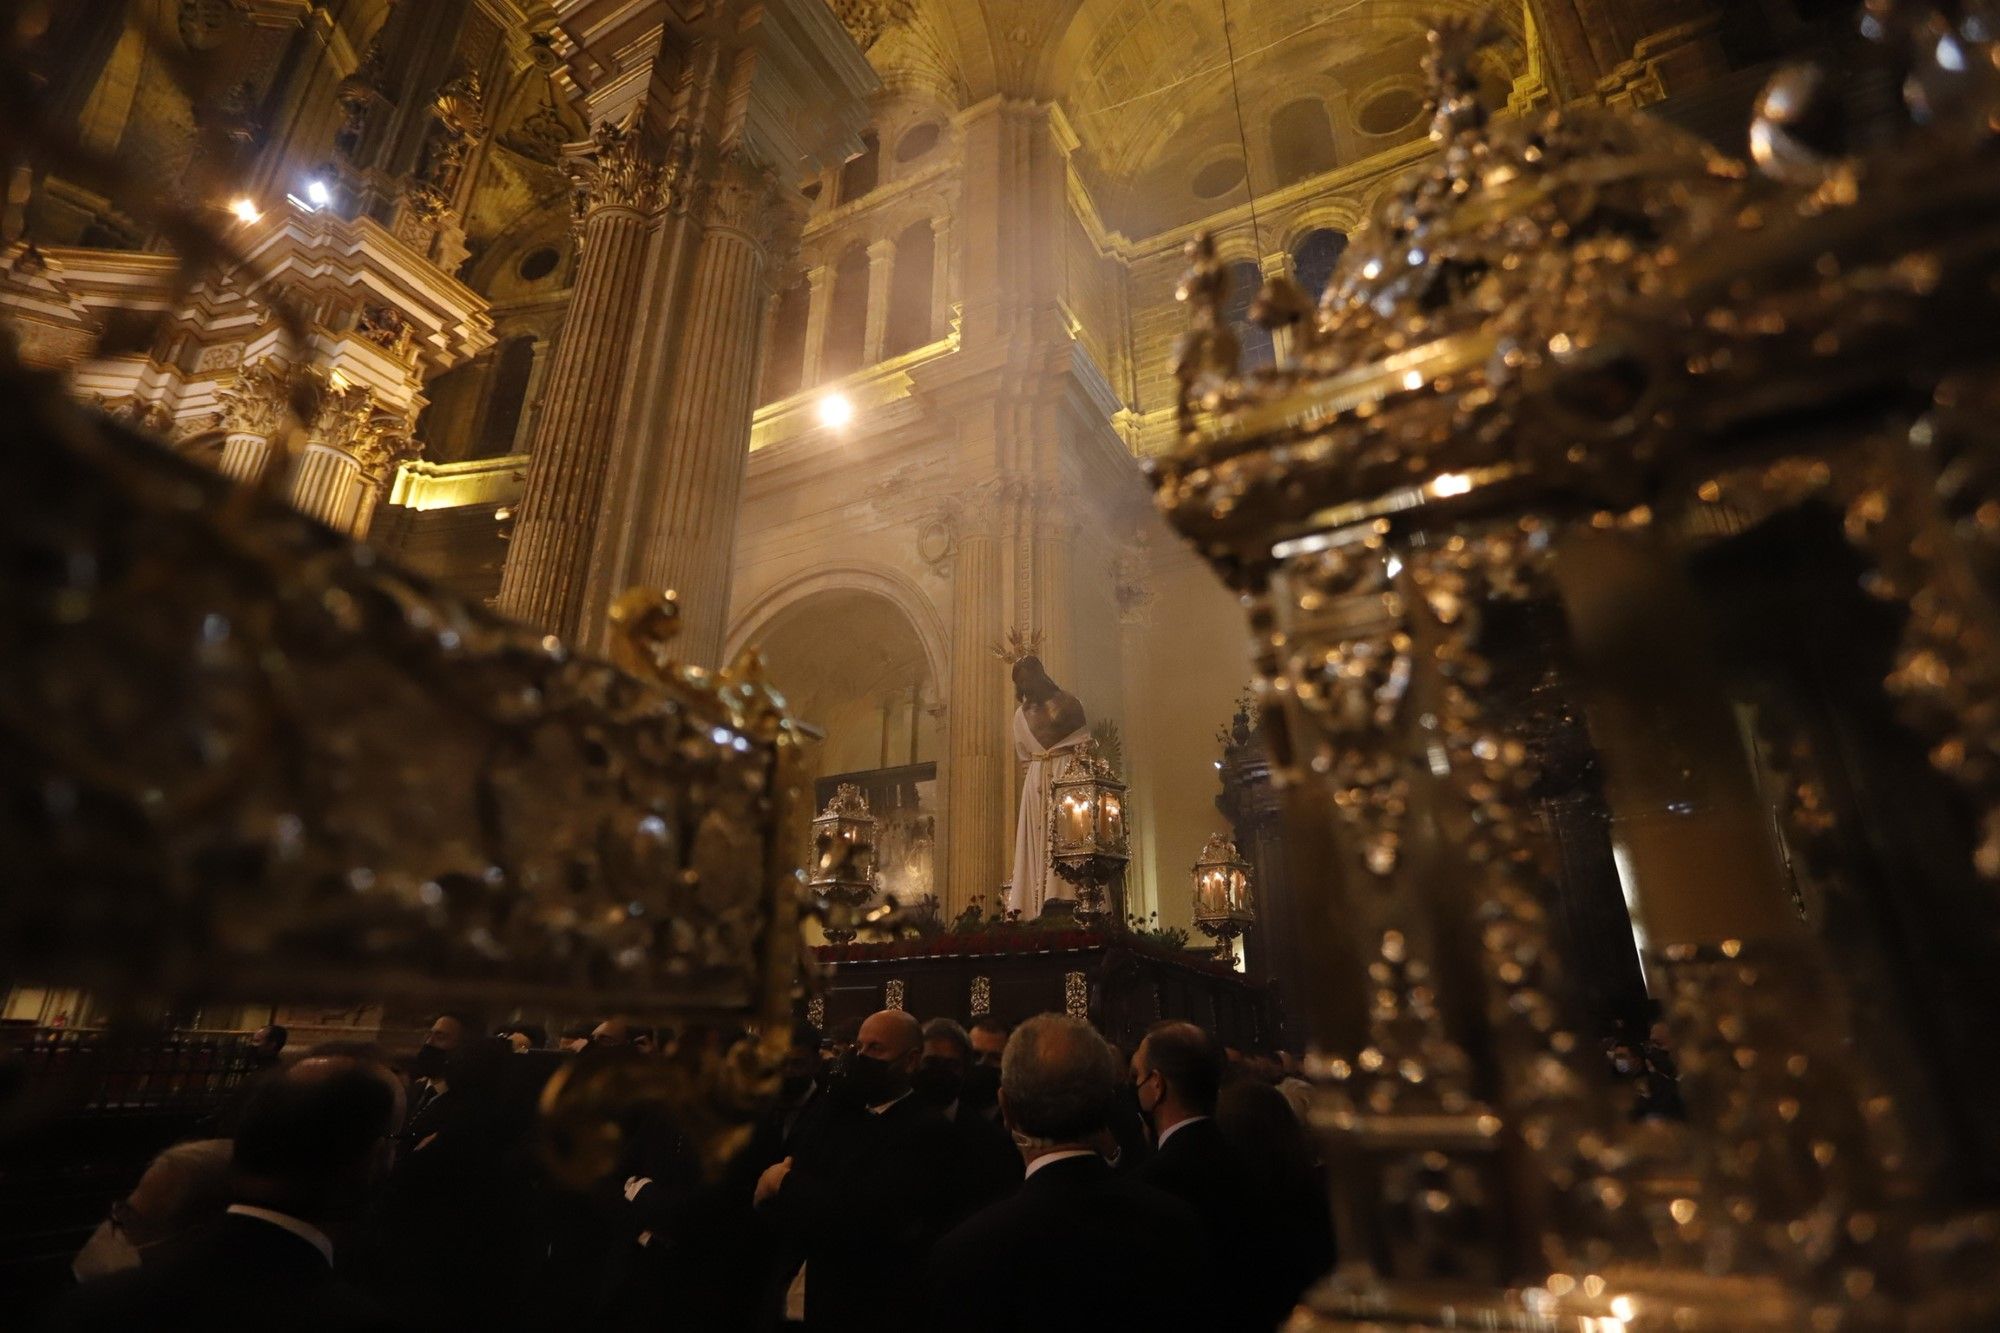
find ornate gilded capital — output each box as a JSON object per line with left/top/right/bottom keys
{"left": 218, "top": 360, "right": 290, "bottom": 438}
{"left": 565, "top": 116, "right": 664, "bottom": 230}
{"left": 827, "top": 0, "right": 913, "bottom": 51}
{"left": 306, "top": 379, "right": 419, "bottom": 483}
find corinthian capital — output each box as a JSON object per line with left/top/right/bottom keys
{"left": 565, "top": 116, "right": 663, "bottom": 229}
{"left": 702, "top": 147, "right": 784, "bottom": 247}
{"left": 219, "top": 360, "right": 291, "bottom": 437}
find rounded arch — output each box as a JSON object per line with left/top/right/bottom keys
{"left": 1277, "top": 200, "right": 1367, "bottom": 252}
{"left": 726, "top": 563, "right": 950, "bottom": 701}
{"left": 467, "top": 215, "right": 574, "bottom": 300}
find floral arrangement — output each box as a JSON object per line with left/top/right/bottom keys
{"left": 1126, "top": 912, "right": 1191, "bottom": 952}
{"left": 812, "top": 897, "right": 1228, "bottom": 971}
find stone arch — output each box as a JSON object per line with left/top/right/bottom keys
{"left": 727, "top": 563, "right": 950, "bottom": 702}
{"left": 1277, "top": 200, "right": 1367, "bottom": 252}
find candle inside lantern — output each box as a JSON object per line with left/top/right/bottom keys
{"left": 1196, "top": 867, "right": 1220, "bottom": 916}
{"left": 1099, "top": 792, "right": 1123, "bottom": 841}
{"left": 1062, "top": 791, "right": 1092, "bottom": 842}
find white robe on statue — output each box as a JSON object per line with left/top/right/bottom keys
{"left": 1007, "top": 708, "right": 1091, "bottom": 920}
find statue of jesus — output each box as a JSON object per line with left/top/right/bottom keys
{"left": 1007, "top": 655, "right": 1090, "bottom": 919}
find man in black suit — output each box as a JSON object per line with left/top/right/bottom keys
{"left": 914, "top": 1017, "right": 1022, "bottom": 1214}
{"left": 928, "top": 1013, "right": 1211, "bottom": 1333}
{"left": 48, "top": 1052, "right": 407, "bottom": 1333}
{"left": 1131, "top": 1021, "right": 1280, "bottom": 1331}
{"left": 756, "top": 1008, "right": 964, "bottom": 1332}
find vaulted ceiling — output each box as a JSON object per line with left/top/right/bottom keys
{"left": 840, "top": 0, "right": 1527, "bottom": 226}
{"left": 830, "top": 0, "right": 1521, "bottom": 238}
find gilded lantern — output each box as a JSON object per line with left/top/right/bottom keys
{"left": 1048, "top": 739, "right": 1130, "bottom": 927}
{"left": 809, "top": 783, "right": 878, "bottom": 943}
{"left": 1191, "top": 832, "right": 1255, "bottom": 964}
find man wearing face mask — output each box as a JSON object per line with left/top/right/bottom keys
{"left": 1130, "top": 1022, "right": 1277, "bottom": 1332}
{"left": 401, "top": 1012, "right": 471, "bottom": 1155}
{"left": 71, "top": 1138, "right": 233, "bottom": 1282}
{"left": 915, "top": 1018, "right": 1022, "bottom": 1213}
{"left": 50, "top": 1054, "right": 407, "bottom": 1333}
{"left": 755, "top": 1009, "right": 964, "bottom": 1332}
{"left": 963, "top": 1018, "right": 1008, "bottom": 1120}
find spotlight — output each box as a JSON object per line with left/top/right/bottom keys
{"left": 304, "top": 178, "right": 331, "bottom": 208}
{"left": 226, "top": 197, "right": 261, "bottom": 224}
{"left": 816, "top": 392, "right": 854, "bottom": 430}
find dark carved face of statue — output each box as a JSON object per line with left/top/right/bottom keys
{"left": 1013, "top": 655, "right": 1058, "bottom": 705}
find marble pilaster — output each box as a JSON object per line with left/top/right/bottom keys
{"left": 1031, "top": 483, "right": 1076, "bottom": 687}
{"left": 801, "top": 262, "right": 833, "bottom": 386}
{"left": 863, "top": 236, "right": 895, "bottom": 366}
{"left": 929, "top": 215, "right": 952, "bottom": 338}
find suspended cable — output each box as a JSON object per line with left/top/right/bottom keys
{"left": 1218, "top": 0, "right": 1265, "bottom": 259}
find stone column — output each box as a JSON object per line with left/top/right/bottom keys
{"left": 290, "top": 444, "right": 367, "bottom": 530}
{"left": 220, "top": 434, "right": 272, "bottom": 483}
{"left": 800, "top": 263, "right": 833, "bottom": 387}
{"left": 863, "top": 236, "right": 895, "bottom": 365}
{"left": 216, "top": 362, "right": 289, "bottom": 488}
{"left": 945, "top": 514, "right": 1009, "bottom": 913}
{"left": 630, "top": 150, "right": 782, "bottom": 666}
{"left": 494, "top": 120, "right": 660, "bottom": 640}
{"left": 929, "top": 215, "right": 952, "bottom": 339}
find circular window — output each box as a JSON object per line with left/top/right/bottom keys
{"left": 517, "top": 246, "right": 561, "bottom": 281}
{"left": 1357, "top": 87, "right": 1426, "bottom": 136}
{"left": 896, "top": 122, "right": 942, "bottom": 162}
{"left": 1191, "top": 156, "right": 1247, "bottom": 200}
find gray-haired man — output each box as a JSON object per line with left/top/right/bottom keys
{"left": 927, "top": 1014, "right": 1210, "bottom": 1332}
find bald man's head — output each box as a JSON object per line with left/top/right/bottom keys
{"left": 857, "top": 1009, "right": 922, "bottom": 1062}
{"left": 834, "top": 1009, "right": 922, "bottom": 1107}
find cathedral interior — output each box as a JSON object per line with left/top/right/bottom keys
{"left": 5, "top": 0, "right": 2000, "bottom": 1328}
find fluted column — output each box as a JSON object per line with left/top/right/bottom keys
{"left": 801, "top": 262, "right": 833, "bottom": 386}
{"left": 495, "top": 120, "right": 660, "bottom": 639}
{"left": 946, "top": 516, "right": 1009, "bottom": 913}
{"left": 631, "top": 151, "right": 782, "bottom": 666}
{"left": 220, "top": 434, "right": 273, "bottom": 483}
{"left": 290, "top": 444, "right": 367, "bottom": 531}
{"left": 863, "top": 237, "right": 895, "bottom": 366}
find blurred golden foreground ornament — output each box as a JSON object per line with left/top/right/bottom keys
{"left": 0, "top": 12, "right": 812, "bottom": 1188}
{"left": 0, "top": 362, "right": 813, "bottom": 1179}
{"left": 1147, "top": 4, "right": 2000, "bottom": 1329}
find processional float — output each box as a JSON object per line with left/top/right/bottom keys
{"left": 6, "top": 1, "right": 2000, "bottom": 1326}
{"left": 1148, "top": 4, "right": 2000, "bottom": 1328}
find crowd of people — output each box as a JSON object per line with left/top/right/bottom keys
{"left": 42, "top": 1009, "right": 1334, "bottom": 1333}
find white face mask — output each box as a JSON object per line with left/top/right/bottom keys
{"left": 72, "top": 1218, "right": 141, "bottom": 1282}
